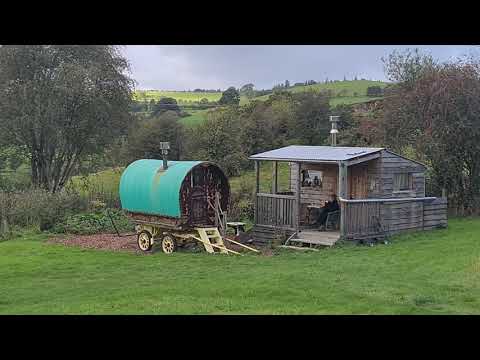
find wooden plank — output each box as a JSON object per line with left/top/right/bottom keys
{"left": 296, "top": 162, "right": 301, "bottom": 232}
{"left": 340, "top": 197, "right": 437, "bottom": 204}
{"left": 272, "top": 161, "right": 278, "bottom": 194}
{"left": 254, "top": 160, "right": 259, "bottom": 225}
{"left": 278, "top": 245, "right": 319, "bottom": 252}
{"left": 257, "top": 193, "right": 296, "bottom": 199}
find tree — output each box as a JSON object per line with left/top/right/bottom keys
{"left": 218, "top": 86, "right": 240, "bottom": 106}
{"left": 185, "top": 108, "right": 246, "bottom": 176}
{"left": 383, "top": 50, "right": 480, "bottom": 214}
{"left": 0, "top": 45, "right": 133, "bottom": 192}
{"left": 291, "top": 92, "right": 330, "bottom": 145}
{"left": 127, "top": 111, "right": 185, "bottom": 161}
{"left": 381, "top": 48, "right": 436, "bottom": 88}
{"left": 152, "top": 97, "right": 181, "bottom": 116}
{"left": 239, "top": 83, "right": 255, "bottom": 99}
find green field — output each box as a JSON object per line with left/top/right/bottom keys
{"left": 179, "top": 109, "right": 209, "bottom": 127}
{"left": 1, "top": 217, "right": 479, "bottom": 314}
{"left": 134, "top": 90, "right": 222, "bottom": 103}
{"left": 256, "top": 80, "right": 388, "bottom": 106}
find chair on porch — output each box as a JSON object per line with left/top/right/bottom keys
{"left": 325, "top": 210, "right": 340, "bottom": 231}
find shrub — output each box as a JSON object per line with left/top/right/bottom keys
{"left": 0, "top": 188, "right": 89, "bottom": 236}
{"left": 52, "top": 208, "right": 133, "bottom": 235}
{"left": 228, "top": 179, "right": 255, "bottom": 221}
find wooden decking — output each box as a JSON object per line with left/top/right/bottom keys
{"left": 289, "top": 230, "right": 340, "bottom": 247}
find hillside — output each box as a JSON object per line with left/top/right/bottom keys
{"left": 256, "top": 79, "right": 388, "bottom": 102}
{"left": 134, "top": 80, "right": 389, "bottom": 127}
{"left": 133, "top": 90, "right": 222, "bottom": 103}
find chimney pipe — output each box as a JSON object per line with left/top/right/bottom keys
{"left": 330, "top": 116, "right": 340, "bottom": 146}
{"left": 160, "top": 142, "right": 170, "bottom": 170}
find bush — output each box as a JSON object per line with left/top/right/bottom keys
{"left": 0, "top": 188, "right": 89, "bottom": 237}
{"left": 228, "top": 179, "right": 255, "bottom": 221}
{"left": 52, "top": 208, "right": 133, "bottom": 235}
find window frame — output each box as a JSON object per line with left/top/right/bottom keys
{"left": 393, "top": 172, "right": 413, "bottom": 193}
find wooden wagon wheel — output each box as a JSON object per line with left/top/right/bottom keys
{"left": 160, "top": 233, "right": 177, "bottom": 254}
{"left": 137, "top": 231, "right": 153, "bottom": 252}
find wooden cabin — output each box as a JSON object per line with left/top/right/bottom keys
{"left": 249, "top": 145, "right": 448, "bottom": 246}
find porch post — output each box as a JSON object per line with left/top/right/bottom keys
{"left": 338, "top": 161, "right": 348, "bottom": 238}
{"left": 272, "top": 161, "right": 278, "bottom": 194}
{"left": 295, "top": 162, "right": 302, "bottom": 233}
{"left": 254, "top": 160, "right": 260, "bottom": 225}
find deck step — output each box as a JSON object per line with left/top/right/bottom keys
{"left": 289, "top": 237, "right": 338, "bottom": 246}
{"left": 278, "top": 245, "right": 319, "bottom": 252}
{"left": 290, "top": 238, "right": 337, "bottom": 247}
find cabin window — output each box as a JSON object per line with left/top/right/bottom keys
{"left": 394, "top": 173, "right": 413, "bottom": 192}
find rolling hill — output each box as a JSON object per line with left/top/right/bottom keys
{"left": 135, "top": 80, "right": 389, "bottom": 127}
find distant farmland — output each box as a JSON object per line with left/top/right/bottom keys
{"left": 134, "top": 90, "right": 222, "bottom": 103}
{"left": 135, "top": 80, "right": 389, "bottom": 127}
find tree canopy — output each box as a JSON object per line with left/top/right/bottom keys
{"left": 0, "top": 45, "right": 134, "bottom": 192}
{"left": 219, "top": 86, "right": 240, "bottom": 106}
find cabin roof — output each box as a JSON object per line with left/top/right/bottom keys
{"left": 249, "top": 145, "right": 385, "bottom": 163}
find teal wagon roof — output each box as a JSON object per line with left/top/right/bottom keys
{"left": 119, "top": 159, "right": 203, "bottom": 218}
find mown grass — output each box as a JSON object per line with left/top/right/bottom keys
{"left": 1, "top": 218, "right": 479, "bottom": 314}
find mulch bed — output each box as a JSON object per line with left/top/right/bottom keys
{"left": 49, "top": 233, "right": 268, "bottom": 255}
{"left": 48, "top": 233, "right": 142, "bottom": 253}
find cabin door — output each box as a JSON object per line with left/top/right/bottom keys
{"left": 348, "top": 165, "right": 368, "bottom": 199}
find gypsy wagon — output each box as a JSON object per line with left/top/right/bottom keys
{"left": 249, "top": 145, "right": 448, "bottom": 247}
{"left": 119, "top": 159, "right": 241, "bottom": 254}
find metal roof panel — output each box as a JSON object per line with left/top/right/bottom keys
{"left": 249, "top": 145, "right": 384, "bottom": 162}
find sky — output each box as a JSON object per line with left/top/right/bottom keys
{"left": 121, "top": 45, "right": 479, "bottom": 91}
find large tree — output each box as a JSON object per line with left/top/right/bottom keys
{"left": 152, "top": 97, "right": 181, "bottom": 116}
{"left": 383, "top": 49, "right": 480, "bottom": 214}
{"left": 0, "top": 45, "right": 133, "bottom": 192}
{"left": 127, "top": 111, "right": 185, "bottom": 161}
{"left": 218, "top": 86, "right": 240, "bottom": 106}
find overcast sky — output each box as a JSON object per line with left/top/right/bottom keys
{"left": 121, "top": 45, "right": 479, "bottom": 91}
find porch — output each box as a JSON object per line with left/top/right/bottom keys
{"left": 249, "top": 145, "right": 447, "bottom": 246}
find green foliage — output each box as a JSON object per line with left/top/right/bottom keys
{"left": 0, "top": 45, "right": 134, "bottom": 192}
{"left": 151, "top": 97, "right": 181, "bottom": 116}
{"left": 127, "top": 111, "right": 185, "bottom": 161}
{"left": 52, "top": 208, "right": 133, "bottom": 235}
{"left": 383, "top": 51, "right": 480, "bottom": 213}
{"left": 0, "top": 188, "right": 88, "bottom": 238}
{"left": 218, "top": 86, "right": 240, "bottom": 106}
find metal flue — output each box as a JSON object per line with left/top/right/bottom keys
{"left": 160, "top": 142, "right": 170, "bottom": 170}
{"left": 329, "top": 116, "right": 340, "bottom": 146}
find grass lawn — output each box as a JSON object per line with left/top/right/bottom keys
{"left": 1, "top": 217, "right": 479, "bottom": 314}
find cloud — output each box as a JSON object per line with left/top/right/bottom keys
{"left": 121, "top": 45, "right": 478, "bottom": 90}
